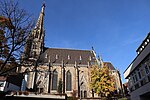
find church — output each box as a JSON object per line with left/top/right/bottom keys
{"left": 20, "top": 3, "right": 123, "bottom": 98}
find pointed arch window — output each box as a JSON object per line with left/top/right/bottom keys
{"left": 52, "top": 70, "right": 58, "bottom": 90}
{"left": 66, "top": 70, "right": 72, "bottom": 91}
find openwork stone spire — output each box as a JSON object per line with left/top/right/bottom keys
{"left": 24, "top": 3, "right": 45, "bottom": 60}
{"left": 35, "top": 3, "right": 45, "bottom": 30}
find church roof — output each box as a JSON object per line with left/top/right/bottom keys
{"left": 103, "top": 62, "right": 115, "bottom": 70}
{"left": 39, "top": 48, "right": 96, "bottom": 65}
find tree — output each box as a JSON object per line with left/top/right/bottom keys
{"left": 89, "top": 65, "right": 115, "bottom": 97}
{"left": 0, "top": 0, "right": 34, "bottom": 74}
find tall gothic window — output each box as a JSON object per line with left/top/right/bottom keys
{"left": 52, "top": 69, "right": 58, "bottom": 90}
{"left": 66, "top": 70, "right": 72, "bottom": 91}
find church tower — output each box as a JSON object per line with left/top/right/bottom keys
{"left": 21, "top": 3, "right": 46, "bottom": 90}
{"left": 24, "top": 3, "right": 45, "bottom": 60}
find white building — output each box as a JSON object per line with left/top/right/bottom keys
{"left": 124, "top": 33, "right": 150, "bottom": 100}
{"left": 0, "top": 74, "right": 23, "bottom": 92}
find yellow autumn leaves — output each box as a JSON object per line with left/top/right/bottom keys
{"left": 89, "top": 65, "right": 115, "bottom": 97}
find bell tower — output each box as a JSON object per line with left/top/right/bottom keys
{"left": 20, "top": 3, "right": 46, "bottom": 90}
{"left": 24, "top": 3, "right": 45, "bottom": 60}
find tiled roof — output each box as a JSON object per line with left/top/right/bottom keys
{"left": 39, "top": 48, "right": 96, "bottom": 65}
{"left": 103, "top": 62, "right": 115, "bottom": 70}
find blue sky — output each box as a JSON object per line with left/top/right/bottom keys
{"left": 19, "top": 0, "right": 150, "bottom": 83}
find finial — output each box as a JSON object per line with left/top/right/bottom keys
{"left": 92, "top": 46, "right": 94, "bottom": 50}
{"left": 40, "top": 1, "right": 45, "bottom": 16}
{"left": 42, "top": 0, "right": 46, "bottom": 7}
{"left": 98, "top": 54, "right": 103, "bottom": 62}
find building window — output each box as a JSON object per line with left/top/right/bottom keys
{"left": 134, "top": 74, "right": 138, "bottom": 82}
{"left": 52, "top": 70, "right": 58, "bottom": 90}
{"left": 129, "top": 77, "right": 133, "bottom": 87}
{"left": 138, "top": 71, "right": 141, "bottom": 79}
{"left": 141, "top": 69, "right": 145, "bottom": 77}
{"left": 81, "top": 91, "right": 83, "bottom": 98}
{"left": 132, "top": 76, "right": 135, "bottom": 83}
{"left": 84, "top": 91, "right": 87, "bottom": 98}
{"left": 145, "top": 65, "right": 149, "bottom": 74}
{"left": 66, "top": 70, "right": 72, "bottom": 91}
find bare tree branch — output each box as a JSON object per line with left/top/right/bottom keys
{"left": 0, "top": 0, "right": 35, "bottom": 73}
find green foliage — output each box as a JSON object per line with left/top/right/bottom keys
{"left": 89, "top": 65, "right": 115, "bottom": 97}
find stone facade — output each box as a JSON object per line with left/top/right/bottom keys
{"left": 20, "top": 3, "right": 123, "bottom": 98}
{"left": 21, "top": 48, "right": 98, "bottom": 98}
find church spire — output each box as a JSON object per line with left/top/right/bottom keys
{"left": 24, "top": 3, "right": 46, "bottom": 60}
{"left": 35, "top": 3, "right": 45, "bottom": 30}
{"left": 32, "top": 3, "right": 45, "bottom": 58}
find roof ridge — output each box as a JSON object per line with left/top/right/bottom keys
{"left": 47, "top": 47, "right": 92, "bottom": 52}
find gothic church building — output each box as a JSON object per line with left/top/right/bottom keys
{"left": 20, "top": 3, "right": 123, "bottom": 98}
